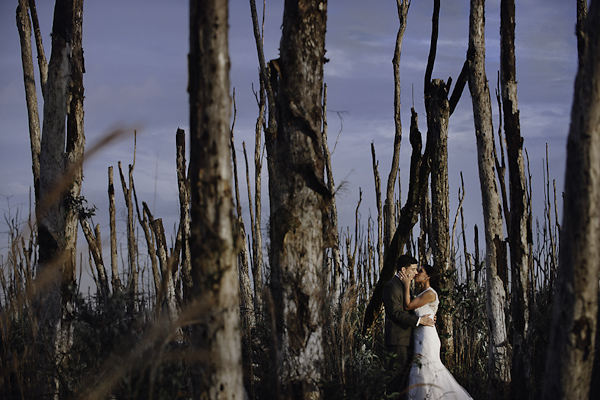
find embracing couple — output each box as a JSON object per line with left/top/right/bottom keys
{"left": 383, "top": 254, "right": 472, "bottom": 399}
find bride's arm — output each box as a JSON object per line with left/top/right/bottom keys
{"left": 404, "top": 289, "right": 436, "bottom": 311}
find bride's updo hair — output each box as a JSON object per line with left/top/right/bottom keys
{"left": 422, "top": 264, "right": 441, "bottom": 291}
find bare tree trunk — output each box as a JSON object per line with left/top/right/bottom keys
{"left": 467, "top": 0, "right": 511, "bottom": 397}
{"left": 152, "top": 218, "right": 178, "bottom": 323}
{"left": 188, "top": 0, "right": 244, "bottom": 398}
{"left": 363, "top": 108, "right": 430, "bottom": 333}
{"left": 108, "top": 166, "right": 122, "bottom": 292}
{"left": 118, "top": 156, "right": 138, "bottom": 305}
{"left": 231, "top": 99, "right": 255, "bottom": 396}
{"left": 427, "top": 79, "right": 454, "bottom": 366}
{"left": 385, "top": 0, "right": 410, "bottom": 250}
{"left": 371, "top": 143, "right": 383, "bottom": 274}
{"left": 79, "top": 217, "right": 109, "bottom": 300}
{"left": 16, "top": 0, "right": 42, "bottom": 200}
{"left": 249, "top": 0, "right": 270, "bottom": 312}
{"left": 322, "top": 84, "right": 343, "bottom": 309}
{"left": 500, "top": 0, "right": 533, "bottom": 398}
{"left": 542, "top": 2, "right": 600, "bottom": 398}
{"left": 265, "top": 1, "right": 329, "bottom": 398}
{"left": 33, "top": 0, "right": 85, "bottom": 398}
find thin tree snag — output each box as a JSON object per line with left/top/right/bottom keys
{"left": 543, "top": 1, "right": 600, "bottom": 398}
{"left": 108, "top": 166, "right": 122, "bottom": 292}
{"left": 79, "top": 217, "right": 109, "bottom": 299}
{"left": 322, "top": 84, "right": 343, "bottom": 308}
{"left": 249, "top": 0, "right": 267, "bottom": 309}
{"left": 16, "top": 0, "right": 41, "bottom": 200}
{"left": 371, "top": 143, "right": 384, "bottom": 276}
{"left": 363, "top": 107, "right": 430, "bottom": 334}
{"left": 386, "top": 0, "right": 410, "bottom": 250}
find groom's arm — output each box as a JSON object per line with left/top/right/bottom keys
{"left": 383, "top": 283, "right": 419, "bottom": 329}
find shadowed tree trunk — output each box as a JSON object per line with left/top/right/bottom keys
{"left": 467, "top": 0, "right": 511, "bottom": 397}
{"left": 427, "top": 79, "right": 454, "bottom": 367}
{"left": 385, "top": 0, "right": 410, "bottom": 251}
{"left": 500, "top": 0, "right": 533, "bottom": 398}
{"left": 542, "top": 1, "right": 600, "bottom": 398}
{"left": 188, "top": 0, "right": 244, "bottom": 398}
{"left": 363, "top": 108, "right": 431, "bottom": 334}
{"left": 265, "top": 1, "right": 329, "bottom": 398}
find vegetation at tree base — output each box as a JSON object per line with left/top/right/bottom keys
{"left": 0, "top": 182, "right": 589, "bottom": 398}
{"left": 4, "top": 0, "right": 600, "bottom": 399}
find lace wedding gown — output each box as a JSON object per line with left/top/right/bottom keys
{"left": 408, "top": 288, "right": 473, "bottom": 400}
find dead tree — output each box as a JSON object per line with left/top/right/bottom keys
{"left": 500, "top": 0, "right": 533, "bottom": 397}
{"left": 385, "top": 0, "right": 410, "bottom": 251}
{"left": 467, "top": 0, "right": 511, "bottom": 397}
{"left": 322, "top": 84, "right": 343, "bottom": 308}
{"left": 264, "top": 1, "right": 330, "bottom": 398}
{"left": 188, "top": 0, "right": 244, "bottom": 398}
{"left": 363, "top": 108, "right": 430, "bottom": 334}
{"left": 542, "top": 1, "right": 600, "bottom": 398}
{"left": 18, "top": 0, "right": 86, "bottom": 397}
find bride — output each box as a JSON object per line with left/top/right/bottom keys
{"left": 399, "top": 264, "right": 473, "bottom": 400}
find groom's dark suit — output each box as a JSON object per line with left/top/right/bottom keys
{"left": 383, "top": 274, "right": 419, "bottom": 395}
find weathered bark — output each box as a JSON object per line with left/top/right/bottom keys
{"left": 265, "top": 1, "right": 329, "bottom": 398}
{"left": 385, "top": 0, "right": 410, "bottom": 250}
{"left": 500, "top": 0, "right": 532, "bottom": 398}
{"left": 16, "top": 0, "right": 41, "bottom": 200}
{"left": 427, "top": 79, "right": 454, "bottom": 366}
{"left": 542, "top": 2, "right": 600, "bottom": 398}
{"left": 188, "top": 0, "right": 244, "bottom": 398}
{"left": 363, "top": 108, "right": 430, "bottom": 334}
{"left": 175, "top": 128, "right": 192, "bottom": 302}
{"left": 151, "top": 218, "right": 178, "bottom": 323}
{"left": 33, "top": 0, "right": 85, "bottom": 398}
{"left": 467, "top": 0, "right": 511, "bottom": 397}
{"left": 138, "top": 201, "right": 160, "bottom": 296}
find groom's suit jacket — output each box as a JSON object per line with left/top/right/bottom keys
{"left": 383, "top": 275, "right": 419, "bottom": 347}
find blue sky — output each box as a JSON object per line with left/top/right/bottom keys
{"left": 0, "top": 1, "right": 577, "bottom": 286}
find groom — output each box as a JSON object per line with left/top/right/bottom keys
{"left": 383, "top": 254, "right": 435, "bottom": 396}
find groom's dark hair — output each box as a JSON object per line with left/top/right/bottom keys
{"left": 396, "top": 254, "right": 418, "bottom": 272}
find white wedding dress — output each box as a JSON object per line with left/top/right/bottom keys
{"left": 408, "top": 288, "right": 473, "bottom": 400}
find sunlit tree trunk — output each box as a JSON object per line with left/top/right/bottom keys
{"left": 542, "top": 1, "right": 600, "bottom": 398}
{"left": 500, "top": 0, "right": 532, "bottom": 398}
{"left": 16, "top": 0, "right": 42, "bottom": 200}
{"left": 29, "top": 0, "right": 85, "bottom": 398}
{"left": 467, "top": 0, "right": 511, "bottom": 397}
{"left": 266, "top": 1, "right": 329, "bottom": 398}
{"left": 188, "top": 0, "right": 244, "bottom": 398}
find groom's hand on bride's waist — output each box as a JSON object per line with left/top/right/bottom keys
{"left": 418, "top": 314, "right": 435, "bottom": 327}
